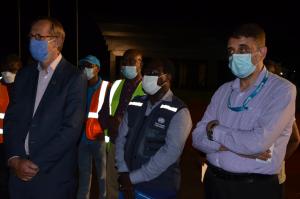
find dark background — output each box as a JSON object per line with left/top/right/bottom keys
{"left": 0, "top": 0, "right": 299, "bottom": 87}
{"left": 1, "top": 1, "right": 300, "bottom": 198}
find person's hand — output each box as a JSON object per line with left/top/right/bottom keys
{"left": 9, "top": 157, "right": 39, "bottom": 181}
{"left": 218, "top": 145, "right": 272, "bottom": 161}
{"left": 109, "top": 116, "right": 122, "bottom": 143}
{"left": 118, "top": 172, "right": 134, "bottom": 199}
{"left": 238, "top": 149, "right": 272, "bottom": 160}
{"left": 219, "top": 145, "right": 229, "bottom": 151}
{"left": 255, "top": 149, "right": 272, "bottom": 160}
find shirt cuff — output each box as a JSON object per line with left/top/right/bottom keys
{"left": 7, "top": 156, "right": 20, "bottom": 166}
{"left": 129, "top": 170, "right": 144, "bottom": 184}
{"left": 117, "top": 163, "right": 129, "bottom": 173}
{"left": 212, "top": 125, "right": 228, "bottom": 144}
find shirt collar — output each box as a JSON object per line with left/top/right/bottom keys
{"left": 89, "top": 78, "right": 102, "bottom": 91}
{"left": 161, "top": 89, "right": 173, "bottom": 102}
{"left": 126, "top": 75, "right": 142, "bottom": 85}
{"left": 37, "top": 53, "right": 62, "bottom": 73}
{"left": 232, "top": 66, "right": 267, "bottom": 90}
{"left": 253, "top": 66, "right": 267, "bottom": 86}
{"left": 147, "top": 89, "right": 173, "bottom": 109}
{"left": 149, "top": 89, "right": 173, "bottom": 103}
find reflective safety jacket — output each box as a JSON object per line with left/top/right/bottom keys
{"left": 0, "top": 83, "right": 9, "bottom": 143}
{"left": 85, "top": 80, "right": 109, "bottom": 140}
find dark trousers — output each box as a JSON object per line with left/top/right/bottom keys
{"left": 279, "top": 182, "right": 285, "bottom": 199}
{"left": 0, "top": 144, "right": 9, "bottom": 199}
{"left": 204, "top": 164, "right": 282, "bottom": 199}
{"left": 9, "top": 173, "right": 76, "bottom": 199}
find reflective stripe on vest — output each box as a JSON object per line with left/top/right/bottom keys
{"left": 0, "top": 113, "right": 4, "bottom": 135}
{"left": 128, "top": 101, "right": 143, "bottom": 107}
{"left": 160, "top": 104, "right": 178, "bottom": 112}
{"left": 109, "top": 80, "right": 123, "bottom": 116}
{"left": 105, "top": 135, "right": 110, "bottom": 143}
{"left": 87, "top": 81, "right": 109, "bottom": 119}
{"left": 109, "top": 80, "right": 145, "bottom": 116}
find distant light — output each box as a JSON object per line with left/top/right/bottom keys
{"left": 105, "top": 136, "right": 110, "bottom": 143}
{"left": 280, "top": 72, "right": 284, "bottom": 76}
{"left": 294, "top": 70, "right": 296, "bottom": 73}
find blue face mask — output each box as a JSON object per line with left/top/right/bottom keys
{"left": 228, "top": 54, "right": 256, "bottom": 78}
{"left": 121, "top": 66, "right": 137, "bottom": 79}
{"left": 29, "top": 39, "right": 49, "bottom": 62}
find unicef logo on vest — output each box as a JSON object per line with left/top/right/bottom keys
{"left": 158, "top": 117, "right": 165, "bottom": 124}
{"left": 154, "top": 117, "right": 166, "bottom": 129}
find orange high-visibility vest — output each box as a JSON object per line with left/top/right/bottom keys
{"left": 0, "top": 82, "right": 9, "bottom": 144}
{"left": 85, "top": 80, "right": 109, "bottom": 140}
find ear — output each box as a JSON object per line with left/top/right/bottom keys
{"left": 259, "top": 46, "right": 267, "bottom": 59}
{"left": 54, "top": 37, "right": 61, "bottom": 50}
{"left": 136, "top": 64, "right": 142, "bottom": 75}
{"left": 159, "top": 73, "right": 171, "bottom": 86}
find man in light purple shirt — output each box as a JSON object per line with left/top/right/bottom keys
{"left": 192, "top": 24, "right": 296, "bottom": 199}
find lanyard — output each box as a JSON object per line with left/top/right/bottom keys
{"left": 227, "top": 71, "right": 269, "bottom": 112}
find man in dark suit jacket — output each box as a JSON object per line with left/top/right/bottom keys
{"left": 3, "top": 17, "right": 87, "bottom": 199}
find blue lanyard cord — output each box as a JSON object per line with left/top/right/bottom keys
{"left": 118, "top": 191, "right": 154, "bottom": 199}
{"left": 227, "top": 71, "right": 269, "bottom": 112}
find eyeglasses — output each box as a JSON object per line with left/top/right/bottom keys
{"left": 28, "top": 33, "right": 57, "bottom": 41}
{"left": 142, "top": 70, "right": 165, "bottom": 76}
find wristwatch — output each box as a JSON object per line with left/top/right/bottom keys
{"left": 207, "top": 124, "right": 217, "bottom": 141}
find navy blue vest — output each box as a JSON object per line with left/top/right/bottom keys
{"left": 125, "top": 95, "right": 186, "bottom": 193}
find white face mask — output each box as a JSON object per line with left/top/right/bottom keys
{"left": 84, "top": 68, "right": 94, "bottom": 80}
{"left": 1, "top": 71, "right": 16, "bottom": 84}
{"left": 142, "top": 75, "right": 161, "bottom": 95}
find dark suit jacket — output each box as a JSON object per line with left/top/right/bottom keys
{"left": 3, "top": 57, "right": 87, "bottom": 198}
